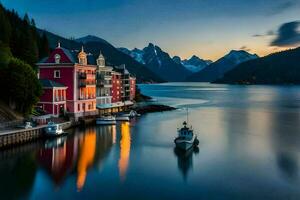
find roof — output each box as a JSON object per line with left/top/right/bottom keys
{"left": 61, "top": 47, "right": 76, "bottom": 63}
{"left": 38, "top": 47, "right": 76, "bottom": 64}
{"left": 40, "top": 79, "right": 67, "bottom": 88}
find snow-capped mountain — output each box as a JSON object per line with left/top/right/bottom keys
{"left": 187, "top": 50, "right": 259, "bottom": 82}
{"left": 119, "top": 44, "right": 191, "bottom": 82}
{"left": 173, "top": 55, "right": 212, "bottom": 73}
{"left": 119, "top": 47, "right": 145, "bottom": 64}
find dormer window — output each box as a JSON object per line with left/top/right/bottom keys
{"left": 55, "top": 54, "right": 61, "bottom": 64}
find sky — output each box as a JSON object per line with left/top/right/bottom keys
{"left": 1, "top": 0, "right": 300, "bottom": 61}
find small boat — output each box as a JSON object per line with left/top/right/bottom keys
{"left": 17, "top": 121, "right": 33, "bottom": 129}
{"left": 174, "top": 109, "right": 199, "bottom": 151}
{"left": 118, "top": 110, "right": 140, "bottom": 118}
{"left": 115, "top": 116, "right": 130, "bottom": 121}
{"left": 96, "top": 115, "right": 116, "bottom": 125}
{"left": 44, "top": 122, "right": 64, "bottom": 137}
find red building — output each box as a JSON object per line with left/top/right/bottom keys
{"left": 37, "top": 44, "right": 97, "bottom": 119}
{"left": 129, "top": 76, "right": 136, "bottom": 101}
{"left": 38, "top": 79, "right": 67, "bottom": 117}
{"left": 111, "top": 71, "right": 122, "bottom": 103}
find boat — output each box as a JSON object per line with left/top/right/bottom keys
{"left": 44, "top": 122, "right": 64, "bottom": 137}
{"left": 174, "top": 109, "right": 199, "bottom": 151}
{"left": 17, "top": 121, "right": 33, "bottom": 129}
{"left": 118, "top": 110, "right": 140, "bottom": 118}
{"left": 96, "top": 115, "right": 116, "bottom": 125}
{"left": 115, "top": 116, "right": 130, "bottom": 121}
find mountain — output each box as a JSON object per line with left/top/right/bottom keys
{"left": 187, "top": 50, "right": 258, "bottom": 82}
{"left": 119, "top": 44, "right": 191, "bottom": 81}
{"left": 75, "top": 35, "right": 110, "bottom": 45}
{"left": 37, "top": 31, "right": 163, "bottom": 83}
{"left": 216, "top": 47, "right": 300, "bottom": 84}
{"left": 173, "top": 55, "right": 212, "bottom": 73}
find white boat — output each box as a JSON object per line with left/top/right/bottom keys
{"left": 96, "top": 116, "right": 116, "bottom": 125}
{"left": 115, "top": 116, "right": 130, "bottom": 121}
{"left": 174, "top": 109, "right": 199, "bottom": 151}
{"left": 44, "top": 122, "right": 64, "bottom": 137}
{"left": 118, "top": 110, "right": 140, "bottom": 118}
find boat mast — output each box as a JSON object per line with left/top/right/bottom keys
{"left": 187, "top": 107, "right": 189, "bottom": 125}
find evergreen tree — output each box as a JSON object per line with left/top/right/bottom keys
{"left": 39, "top": 33, "right": 50, "bottom": 58}
{"left": 5, "top": 58, "right": 42, "bottom": 115}
{"left": 0, "top": 4, "right": 11, "bottom": 44}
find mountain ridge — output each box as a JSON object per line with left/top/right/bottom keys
{"left": 119, "top": 44, "right": 191, "bottom": 81}
{"left": 187, "top": 50, "right": 258, "bottom": 82}
{"left": 215, "top": 47, "right": 300, "bottom": 84}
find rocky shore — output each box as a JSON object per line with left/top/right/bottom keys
{"left": 133, "top": 104, "right": 176, "bottom": 115}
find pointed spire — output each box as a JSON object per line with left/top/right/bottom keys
{"left": 81, "top": 46, "right": 84, "bottom": 52}
{"left": 57, "top": 42, "right": 61, "bottom": 48}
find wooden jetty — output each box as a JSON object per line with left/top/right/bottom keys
{"left": 0, "top": 121, "right": 72, "bottom": 149}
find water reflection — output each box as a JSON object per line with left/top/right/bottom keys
{"left": 174, "top": 147, "right": 199, "bottom": 180}
{"left": 119, "top": 122, "right": 131, "bottom": 182}
{"left": 77, "top": 128, "right": 96, "bottom": 191}
{"left": 38, "top": 135, "right": 78, "bottom": 186}
{"left": 37, "top": 125, "right": 116, "bottom": 191}
{"left": 0, "top": 145, "right": 39, "bottom": 200}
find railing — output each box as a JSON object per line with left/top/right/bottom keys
{"left": 97, "top": 80, "right": 112, "bottom": 86}
{"left": 79, "top": 80, "right": 96, "bottom": 87}
{"left": 79, "top": 96, "right": 96, "bottom": 100}
{"left": 55, "top": 97, "right": 66, "bottom": 102}
{"left": 96, "top": 74, "right": 112, "bottom": 80}
{"left": 78, "top": 73, "right": 87, "bottom": 79}
{"left": 78, "top": 72, "right": 96, "bottom": 79}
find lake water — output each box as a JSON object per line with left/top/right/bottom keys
{"left": 2, "top": 82, "right": 300, "bottom": 200}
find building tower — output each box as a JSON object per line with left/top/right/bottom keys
{"left": 97, "top": 51, "right": 105, "bottom": 68}
{"left": 78, "top": 46, "right": 87, "bottom": 65}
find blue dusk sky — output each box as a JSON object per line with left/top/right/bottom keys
{"left": 1, "top": 0, "right": 300, "bottom": 60}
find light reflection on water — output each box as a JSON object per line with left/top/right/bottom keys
{"left": 0, "top": 83, "right": 300, "bottom": 199}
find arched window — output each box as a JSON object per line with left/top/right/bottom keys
{"left": 55, "top": 54, "right": 61, "bottom": 64}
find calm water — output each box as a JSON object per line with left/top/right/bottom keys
{"left": 2, "top": 82, "right": 300, "bottom": 200}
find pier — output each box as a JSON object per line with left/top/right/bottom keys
{"left": 0, "top": 121, "right": 72, "bottom": 149}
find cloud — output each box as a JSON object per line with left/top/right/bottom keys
{"left": 271, "top": 21, "right": 300, "bottom": 47}
{"left": 268, "top": 0, "right": 297, "bottom": 15}
{"left": 253, "top": 30, "right": 275, "bottom": 38}
{"left": 239, "top": 46, "right": 251, "bottom": 52}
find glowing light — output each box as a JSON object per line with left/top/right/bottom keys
{"left": 118, "top": 122, "right": 131, "bottom": 182}
{"left": 77, "top": 129, "right": 96, "bottom": 191}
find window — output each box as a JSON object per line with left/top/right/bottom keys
{"left": 54, "top": 70, "right": 60, "bottom": 78}
{"left": 78, "top": 104, "right": 80, "bottom": 111}
{"left": 55, "top": 54, "right": 61, "bottom": 64}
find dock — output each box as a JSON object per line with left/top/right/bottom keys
{"left": 0, "top": 121, "right": 72, "bottom": 149}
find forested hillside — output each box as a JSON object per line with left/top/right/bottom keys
{"left": 0, "top": 4, "right": 47, "bottom": 115}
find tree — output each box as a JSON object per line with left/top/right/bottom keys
{"left": 0, "top": 4, "right": 11, "bottom": 44}
{"left": 0, "top": 41, "right": 12, "bottom": 66}
{"left": 39, "top": 33, "right": 50, "bottom": 58}
{"left": 3, "top": 58, "right": 42, "bottom": 115}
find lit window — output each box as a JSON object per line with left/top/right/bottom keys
{"left": 54, "top": 70, "right": 60, "bottom": 78}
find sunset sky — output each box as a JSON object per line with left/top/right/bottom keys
{"left": 1, "top": 0, "right": 300, "bottom": 61}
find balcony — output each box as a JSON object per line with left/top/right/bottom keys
{"left": 79, "top": 80, "right": 96, "bottom": 87}
{"left": 79, "top": 95, "right": 96, "bottom": 100}
{"left": 55, "top": 96, "right": 66, "bottom": 102}
{"left": 78, "top": 72, "right": 87, "bottom": 79}
{"left": 96, "top": 80, "right": 112, "bottom": 87}
{"left": 96, "top": 73, "right": 112, "bottom": 80}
